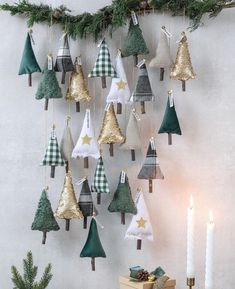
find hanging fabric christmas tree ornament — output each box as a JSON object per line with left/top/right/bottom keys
{"left": 121, "top": 15, "right": 149, "bottom": 66}
{"left": 91, "top": 156, "right": 110, "bottom": 205}
{"left": 125, "top": 189, "right": 153, "bottom": 250}
{"left": 41, "top": 125, "right": 64, "bottom": 178}
{"left": 19, "top": 29, "right": 41, "bottom": 86}
{"left": 54, "top": 33, "right": 73, "bottom": 84}
{"left": 158, "top": 91, "right": 182, "bottom": 145}
{"left": 88, "top": 38, "right": 117, "bottom": 89}
{"left": 54, "top": 171, "right": 83, "bottom": 231}
{"left": 106, "top": 50, "right": 130, "bottom": 114}
{"left": 170, "top": 32, "right": 196, "bottom": 91}
{"left": 31, "top": 188, "right": 60, "bottom": 244}
{"left": 121, "top": 108, "right": 141, "bottom": 161}
{"left": 60, "top": 117, "right": 74, "bottom": 172}
{"left": 98, "top": 103, "right": 125, "bottom": 157}
{"left": 78, "top": 178, "right": 97, "bottom": 229}
{"left": 108, "top": 171, "right": 137, "bottom": 225}
{"left": 80, "top": 216, "right": 106, "bottom": 271}
{"left": 138, "top": 137, "right": 164, "bottom": 193}
{"left": 36, "top": 56, "right": 63, "bottom": 110}
{"left": 149, "top": 26, "right": 173, "bottom": 81}
{"left": 66, "top": 57, "right": 91, "bottom": 112}
{"left": 72, "top": 109, "right": 100, "bottom": 168}
{"left": 132, "top": 61, "right": 154, "bottom": 114}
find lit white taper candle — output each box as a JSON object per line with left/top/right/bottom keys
{"left": 187, "top": 195, "right": 195, "bottom": 278}
{"left": 205, "top": 211, "right": 215, "bottom": 289}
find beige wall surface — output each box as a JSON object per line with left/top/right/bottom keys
{"left": 0, "top": 1, "right": 234, "bottom": 289}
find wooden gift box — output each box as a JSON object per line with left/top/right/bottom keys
{"left": 119, "top": 276, "right": 176, "bottom": 289}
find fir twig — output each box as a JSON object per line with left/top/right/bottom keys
{"left": 0, "top": 0, "right": 234, "bottom": 40}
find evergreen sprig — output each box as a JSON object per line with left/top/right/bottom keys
{"left": 0, "top": 0, "right": 234, "bottom": 40}
{"left": 11, "top": 251, "right": 52, "bottom": 289}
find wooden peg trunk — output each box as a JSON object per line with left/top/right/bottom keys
{"left": 119, "top": 276, "right": 176, "bottom": 289}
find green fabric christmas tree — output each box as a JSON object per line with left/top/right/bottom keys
{"left": 158, "top": 92, "right": 182, "bottom": 145}
{"left": 36, "top": 58, "right": 63, "bottom": 110}
{"left": 19, "top": 32, "right": 41, "bottom": 86}
{"left": 88, "top": 38, "right": 117, "bottom": 88}
{"left": 31, "top": 189, "right": 60, "bottom": 244}
{"left": 108, "top": 171, "right": 137, "bottom": 225}
{"left": 91, "top": 157, "right": 110, "bottom": 205}
{"left": 80, "top": 217, "right": 106, "bottom": 271}
{"left": 121, "top": 18, "right": 149, "bottom": 65}
{"left": 41, "top": 127, "right": 65, "bottom": 178}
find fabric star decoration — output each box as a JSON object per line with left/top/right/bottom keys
{"left": 116, "top": 79, "right": 126, "bottom": 90}
{"left": 136, "top": 217, "right": 147, "bottom": 228}
{"left": 82, "top": 134, "right": 92, "bottom": 145}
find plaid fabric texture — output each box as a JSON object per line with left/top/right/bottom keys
{"left": 91, "top": 157, "right": 110, "bottom": 194}
{"left": 138, "top": 140, "right": 164, "bottom": 180}
{"left": 133, "top": 64, "right": 154, "bottom": 102}
{"left": 41, "top": 129, "right": 65, "bottom": 167}
{"left": 54, "top": 34, "right": 73, "bottom": 72}
{"left": 88, "top": 39, "right": 117, "bottom": 78}
{"left": 79, "top": 179, "right": 97, "bottom": 217}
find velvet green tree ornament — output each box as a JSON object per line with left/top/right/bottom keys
{"left": 158, "top": 91, "right": 182, "bottom": 145}
{"left": 19, "top": 31, "right": 41, "bottom": 87}
{"left": 132, "top": 62, "right": 154, "bottom": 114}
{"left": 88, "top": 38, "right": 117, "bottom": 88}
{"left": 31, "top": 189, "right": 60, "bottom": 244}
{"left": 54, "top": 33, "right": 74, "bottom": 84}
{"left": 41, "top": 126, "right": 65, "bottom": 178}
{"left": 138, "top": 137, "right": 164, "bottom": 193}
{"left": 79, "top": 178, "right": 97, "bottom": 229}
{"left": 121, "top": 17, "right": 149, "bottom": 66}
{"left": 108, "top": 171, "right": 137, "bottom": 225}
{"left": 91, "top": 156, "right": 110, "bottom": 205}
{"left": 36, "top": 57, "right": 63, "bottom": 110}
{"left": 80, "top": 217, "right": 106, "bottom": 271}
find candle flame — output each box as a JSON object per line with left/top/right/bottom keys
{"left": 209, "top": 210, "right": 214, "bottom": 223}
{"left": 189, "top": 195, "right": 194, "bottom": 209}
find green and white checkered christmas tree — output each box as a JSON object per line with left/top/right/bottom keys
{"left": 91, "top": 157, "right": 110, "bottom": 205}
{"left": 88, "top": 38, "right": 117, "bottom": 88}
{"left": 41, "top": 127, "right": 64, "bottom": 178}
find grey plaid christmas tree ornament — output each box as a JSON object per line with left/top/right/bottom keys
{"left": 41, "top": 126, "right": 65, "bottom": 178}
{"left": 138, "top": 138, "right": 164, "bottom": 193}
{"left": 54, "top": 34, "right": 73, "bottom": 84}
{"left": 79, "top": 178, "right": 98, "bottom": 229}
{"left": 132, "top": 63, "right": 154, "bottom": 114}
{"left": 88, "top": 38, "right": 117, "bottom": 88}
{"left": 91, "top": 157, "right": 110, "bottom": 205}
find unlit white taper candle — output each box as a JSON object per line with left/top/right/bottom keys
{"left": 205, "top": 211, "right": 215, "bottom": 289}
{"left": 187, "top": 195, "right": 195, "bottom": 278}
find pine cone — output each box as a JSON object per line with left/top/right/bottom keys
{"left": 137, "top": 269, "right": 149, "bottom": 281}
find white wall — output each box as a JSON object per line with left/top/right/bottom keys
{"left": 0, "top": 1, "right": 234, "bottom": 289}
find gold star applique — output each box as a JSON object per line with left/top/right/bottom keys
{"left": 82, "top": 134, "right": 92, "bottom": 145}
{"left": 136, "top": 217, "right": 147, "bottom": 228}
{"left": 116, "top": 79, "right": 126, "bottom": 90}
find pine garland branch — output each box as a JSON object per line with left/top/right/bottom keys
{"left": 0, "top": 0, "right": 235, "bottom": 40}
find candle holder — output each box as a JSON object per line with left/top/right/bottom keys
{"left": 187, "top": 278, "right": 195, "bottom": 289}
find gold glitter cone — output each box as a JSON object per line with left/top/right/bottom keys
{"left": 54, "top": 172, "right": 83, "bottom": 220}
{"left": 170, "top": 32, "right": 196, "bottom": 81}
{"left": 98, "top": 103, "right": 125, "bottom": 144}
{"left": 66, "top": 64, "right": 91, "bottom": 102}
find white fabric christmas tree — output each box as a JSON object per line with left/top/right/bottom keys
{"left": 121, "top": 109, "right": 141, "bottom": 161}
{"left": 125, "top": 189, "right": 153, "bottom": 244}
{"left": 106, "top": 51, "right": 130, "bottom": 104}
{"left": 149, "top": 27, "right": 172, "bottom": 68}
{"left": 72, "top": 109, "right": 100, "bottom": 159}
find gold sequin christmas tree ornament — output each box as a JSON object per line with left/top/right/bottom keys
{"left": 54, "top": 171, "right": 83, "bottom": 231}
{"left": 170, "top": 32, "right": 196, "bottom": 91}
{"left": 98, "top": 103, "right": 125, "bottom": 157}
{"left": 66, "top": 57, "right": 91, "bottom": 112}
